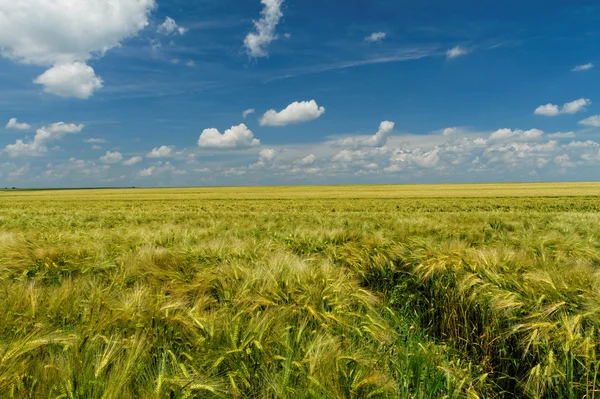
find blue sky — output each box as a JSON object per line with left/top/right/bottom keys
{"left": 0, "top": 0, "right": 599, "bottom": 187}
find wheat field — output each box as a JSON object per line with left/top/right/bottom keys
{"left": 0, "top": 183, "right": 599, "bottom": 398}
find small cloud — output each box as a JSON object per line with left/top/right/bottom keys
{"left": 535, "top": 98, "right": 591, "bottom": 116}
{"left": 579, "top": 115, "right": 600, "bottom": 127}
{"left": 6, "top": 118, "right": 31, "bottom": 130}
{"left": 84, "top": 138, "right": 107, "bottom": 144}
{"left": 244, "top": 0, "right": 284, "bottom": 58}
{"left": 446, "top": 46, "right": 468, "bottom": 59}
{"left": 335, "top": 121, "right": 395, "bottom": 148}
{"left": 300, "top": 154, "right": 316, "bottom": 165}
{"left": 4, "top": 122, "right": 84, "bottom": 157}
{"left": 185, "top": 60, "right": 196, "bottom": 67}
{"left": 198, "top": 124, "right": 260, "bottom": 149}
{"left": 260, "top": 100, "right": 325, "bottom": 127}
{"left": 365, "top": 32, "right": 386, "bottom": 42}
{"left": 442, "top": 127, "right": 459, "bottom": 136}
{"left": 534, "top": 104, "right": 560, "bottom": 116}
{"left": 573, "top": 63, "right": 594, "bottom": 72}
{"left": 123, "top": 156, "right": 143, "bottom": 166}
{"left": 147, "top": 145, "right": 174, "bottom": 158}
{"left": 562, "top": 98, "right": 591, "bottom": 114}
{"left": 242, "top": 108, "right": 256, "bottom": 119}
{"left": 33, "top": 62, "right": 103, "bottom": 99}
{"left": 100, "top": 151, "right": 123, "bottom": 164}
{"left": 158, "top": 17, "right": 188, "bottom": 36}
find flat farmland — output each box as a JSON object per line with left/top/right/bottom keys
{"left": 1, "top": 183, "right": 599, "bottom": 398}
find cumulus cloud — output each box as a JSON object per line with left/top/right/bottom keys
{"left": 387, "top": 148, "right": 441, "bottom": 171}
{"left": 562, "top": 98, "right": 592, "bottom": 114}
{"left": 244, "top": 0, "right": 284, "bottom": 58}
{"left": 579, "top": 115, "right": 600, "bottom": 127}
{"left": 123, "top": 156, "right": 142, "bottom": 166}
{"left": 259, "top": 148, "right": 277, "bottom": 162}
{"left": 534, "top": 104, "right": 560, "bottom": 117}
{"left": 4, "top": 122, "right": 84, "bottom": 157}
{"left": 147, "top": 145, "right": 174, "bottom": 158}
{"left": 45, "top": 158, "right": 108, "bottom": 180}
{"left": 365, "top": 32, "right": 386, "bottom": 42}
{"left": 573, "top": 63, "right": 594, "bottom": 72}
{"left": 489, "top": 128, "right": 544, "bottom": 141}
{"left": 335, "top": 121, "right": 395, "bottom": 148}
{"left": 446, "top": 46, "right": 468, "bottom": 59}
{"left": 5, "top": 118, "right": 31, "bottom": 130}
{"left": 251, "top": 148, "right": 278, "bottom": 169}
{"left": 0, "top": 0, "right": 156, "bottom": 97}
{"left": 33, "top": 62, "right": 103, "bottom": 99}
{"left": 300, "top": 154, "right": 316, "bottom": 165}
{"left": 139, "top": 161, "right": 177, "bottom": 177}
{"left": 535, "top": 98, "right": 591, "bottom": 116}
{"left": 0, "top": 0, "right": 156, "bottom": 65}
{"left": 242, "top": 109, "right": 256, "bottom": 119}
{"left": 260, "top": 100, "right": 325, "bottom": 126}
{"left": 158, "top": 17, "right": 187, "bottom": 35}
{"left": 100, "top": 151, "right": 123, "bottom": 164}
{"left": 198, "top": 124, "right": 260, "bottom": 149}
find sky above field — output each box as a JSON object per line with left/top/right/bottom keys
{"left": 1, "top": 0, "right": 599, "bottom": 187}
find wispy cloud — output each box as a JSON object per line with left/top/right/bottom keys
{"left": 265, "top": 47, "right": 440, "bottom": 83}
{"left": 446, "top": 46, "right": 468, "bottom": 59}
{"left": 573, "top": 63, "right": 594, "bottom": 72}
{"left": 365, "top": 32, "right": 386, "bottom": 42}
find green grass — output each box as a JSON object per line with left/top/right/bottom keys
{"left": 0, "top": 183, "right": 599, "bottom": 398}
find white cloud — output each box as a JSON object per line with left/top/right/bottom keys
{"left": 335, "top": 121, "right": 395, "bottom": 148}
{"left": 123, "top": 156, "right": 142, "bottom": 166}
{"left": 0, "top": 0, "right": 155, "bottom": 97}
{"left": 385, "top": 147, "right": 442, "bottom": 172}
{"left": 365, "top": 32, "right": 386, "bottom": 42}
{"left": 45, "top": 158, "right": 108, "bottom": 180}
{"left": 259, "top": 148, "right": 277, "bottom": 162}
{"left": 139, "top": 161, "right": 176, "bottom": 177}
{"left": 489, "top": 128, "right": 544, "bottom": 141}
{"left": 147, "top": 145, "right": 174, "bottom": 158}
{"left": 4, "top": 122, "right": 84, "bottom": 157}
{"left": 33, "top": 62, "right": 103, "bottom": 99}
{"left": 100, "top": 151, "right": 123, "bottom": 164}
{"left": 5, "top": 118, "right": 31, "bottom": 130}
{"left": 158, "top": 17, "right": 187, "bottom": 35}
{"left": 562, "top": 98, "right": 592, "bottom": 114}
{"left": 251, "top": 148, "right": 278, "bottom": 169}
{"left": 535, "top": 98, "right": 591, "bottom": 116}
{"left": 579, "top": 115, "right": 600, "bottom": 127}
{"left": 260, "top": 100, "right": 325, "bottom": 126}
{"left": 0, "top": 0, "right": 156, "bottom": 65}
{"left": 242, "top": 108, "right": 256, "bottom": 119}
{"left": 446, "top": 46, "right": 468, "bottom": 59}
{"left": 442, "top": 127, "right": 460, "bottom": 136}
{"left": 85, "top": 138, "right": 107, "bottom": 144}
{"left": 244, "top": 0, "right": 284, "bottom": 58}
{"left": 198, "top": 124, "right": 260, "bottom": 149}
{"left": 300, "top": 154, "right": 316, "bottom": 165}
{"left": 534, "top": 104, "right": 560, "bottom": 116}
{"left": 573, "top": 63, "right": 594, "bottom": 72}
